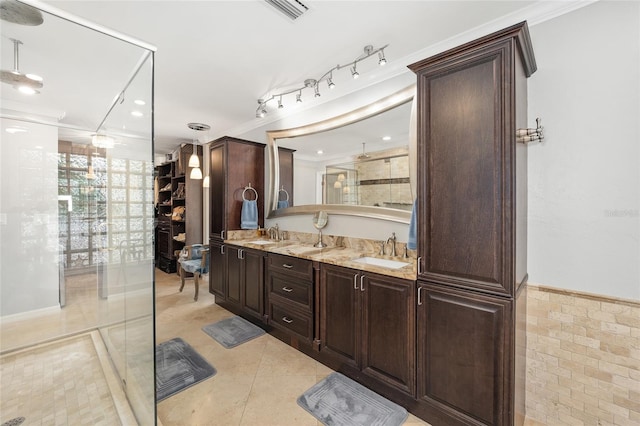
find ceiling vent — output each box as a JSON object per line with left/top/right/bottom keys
{"left": 264, "top": 0, "right": 309, "bottom": 21}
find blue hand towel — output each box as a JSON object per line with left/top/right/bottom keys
{"left": 277, "top": 200, "right": 289, "bottom": 209}
{"left": 407, "top": 199, "right": 417, "bottom": 250}
{"left": 241, "top": 199, "right": 258, "bottom": 229}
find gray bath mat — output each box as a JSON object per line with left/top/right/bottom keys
{"left": 202, "top": 316, "right": 265, "bottom": 349}
{"left": 297, "top": 372, "right": 408, "bottom": 426}
{"left": 156, "top": 337, "right": 216, "bottom": 401}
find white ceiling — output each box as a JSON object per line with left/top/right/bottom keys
{"left": 1, "top": 1, "right": 592, "bottom": 154}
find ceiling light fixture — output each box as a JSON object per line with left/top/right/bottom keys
{"left": 255, "top": 44, "right": 388, "bottom": 118}
{"left": 0, "top": 39, "right": 44, "bottom": 94}
{"left": 92, "top": 134, "right": 115, "bottom": 149}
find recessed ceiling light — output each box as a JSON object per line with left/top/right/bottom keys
{"left": 6, "top": 127, "right": 27, "bottom": 134}
{"left": 134, "top": 99, "right": 146, "bottom": 106}
{"left": 317, "top": 150, "right": 323, "bottom": 155}
{"left": 382, "top": 136, "right": 391, "bottom": 141}
{"left": 131, "top": 110, "right": 143, "bottom": 117}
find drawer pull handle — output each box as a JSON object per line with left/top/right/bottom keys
{"left": 220, "top": 245, "right": 225, "bottom": 255}
{"left": 282, "top": 287, "right": 293, "bottom": 292}
{"left": 360, "top": 274, "right": 365, "bottom": 292}
{"left": 418, "top": 287, "right": 423, "bottom": 306}
{"left": 282, "top": 316, "right": 293, "bottom": 324}
{"left": 282, "top": 263, "right": 294, "bottom": 269}
{"left": 353, "top": 274, "right": 358, "bottom": 290}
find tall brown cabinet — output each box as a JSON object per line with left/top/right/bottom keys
{"left": 408, "top": 22, "right": 535, "bottom": 426}
{"left": 208, "top": 136, "right": 265, "bottom": 304}
{"left": 155, "top": 144, "right": 203, "bottom": 273}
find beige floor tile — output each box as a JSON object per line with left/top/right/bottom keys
{"left": 255, "top": 338, "right": 319, "bottom": 377}
{"left": 157, "top": 373, "right": 255, "bottom": 426}
{"left": 239, "top": 374, "right": 319, "bottom": 426}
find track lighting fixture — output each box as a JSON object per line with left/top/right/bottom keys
{"left": 255, "top": 43, "right": 388, "bottom": 118}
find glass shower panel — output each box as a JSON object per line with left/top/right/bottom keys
{"left": 0, "top": 3, "right": 155, "bottom": 424}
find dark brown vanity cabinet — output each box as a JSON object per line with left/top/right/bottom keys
{"left": 208, "top": 239, "right": 226, "bottom": 300}
{"left": 408, "top": 21, "right": 535, "bottom": 426}
{"left": 266, "top": 253, "right": 314, "bottom": 342}
{"left": 319, "top": 264, "right": 416, "bottom": 396}
{"left": 417, "top": 282, "right": 513, "bottom": 426}
{"left": 226, "top": 245, "right": 265, "bottom": 321}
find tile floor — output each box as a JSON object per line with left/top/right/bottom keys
{"left": 154, "top": 268, "right": 431, "bottom": 426}
{"left": 0, "top": 333, "right": 121, "bottom": 426}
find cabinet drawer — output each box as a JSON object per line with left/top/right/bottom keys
{"left": 268, "top": 253, "right": 313, "bottom": 279}
{"left": 268, "top": 271, "right": 312, "bottom": 310}
{"left": 269, "top": 303, "right": 312, "bottom": 341}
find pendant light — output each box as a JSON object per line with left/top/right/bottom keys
{"left": 190, "top": 166, "right": 203, "bottom": 180}
{"left": 186, "top": 122, "right": 210, "bottom": 181}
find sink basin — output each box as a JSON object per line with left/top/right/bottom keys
{"left": 352, "top": 256, "right": 410, "bottom": 269}
{"left": 246, "top": 240, "right": 275, "bottom": 245}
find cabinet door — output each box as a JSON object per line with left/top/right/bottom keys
{"left": 415, "top": 41, "right": 516, "bottom": 297}
{"left": 242, "top": 248, "right": 264, "bottom": 320}
{"left": 209, "top": 144, "right": 225, "bottom": 239}
{"left": 208, "top": 240, "right": 226, "bottom": 299}
{"left": 361, "top": 273, "right": 416, "bottom": 396}
{"left": 319, "top": 264, "right": 359, "bottom": 369}
{"left": 417, "top": 282, "right": 512, "bottom": 426}
{"left": 226, "top": 246, "right": 242, "bottom": 306}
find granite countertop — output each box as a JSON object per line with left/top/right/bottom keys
{"left": 226, "top": 238, "right": 417, "bottom": 281}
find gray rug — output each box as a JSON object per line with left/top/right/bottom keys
{"left": 297, "top": 373, "right": 408, "bottom": 426}
{"left": 202, "top": 316, "right": 265, "bottom": 349}
{"left": 156, "top": 338, "right": 216, "bottom": 401}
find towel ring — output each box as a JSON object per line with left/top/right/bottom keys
{"left": 242, "top": 184, "right": 258, "bottom": 201}
{"left": 278, "top": 186, "right": 289, "bottom": 202}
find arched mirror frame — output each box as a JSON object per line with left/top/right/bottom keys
{"left": 266, "top": 84, "right": 417, "bottom": 224}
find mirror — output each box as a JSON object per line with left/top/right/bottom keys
{"left": 312, "top": 211, "right": 328, "bottom": 248}
{"left": 266, "top": 85, "right": 416, "bottom": 224}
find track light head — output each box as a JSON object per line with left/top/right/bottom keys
{"left": 327, "top": 77, "right": 335, "bottom": 89}
{"left": 314, "top": 85, "right": 321, "bottom": 98}
{"left": 351, "top": 64, "right": 359, "bottom": 79}
{"left": 378, "top": 50, "right": 387, "bottom": 66}
{"left": 296, "top": 91, "right": 302, "bottom": 103}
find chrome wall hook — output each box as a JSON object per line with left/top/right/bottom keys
{"left": 517, "top": 117, "right": 544, "bottom": 144}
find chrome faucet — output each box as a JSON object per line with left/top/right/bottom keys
{"left": 267, "top": 223, "right": 280, "bottom": 241}
{"left": 386, "top": 232, "right": 397, "bottom": 257}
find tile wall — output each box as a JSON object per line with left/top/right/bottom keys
{"left": 525, "top": 285, "right": 640, "bottom": 425}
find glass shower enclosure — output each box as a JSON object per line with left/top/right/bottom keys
{"left": 0, "top": 1, "right": 156, "bottom": 424}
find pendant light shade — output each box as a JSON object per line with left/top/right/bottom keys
{"left": 202, "top": 176, "right": 210, "bottom": 188}
{"left": 190, "top": 166, "right": 202, "bottom": 180}
{"left": 188, "top": 152, "right": 200, "bottom": 168}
